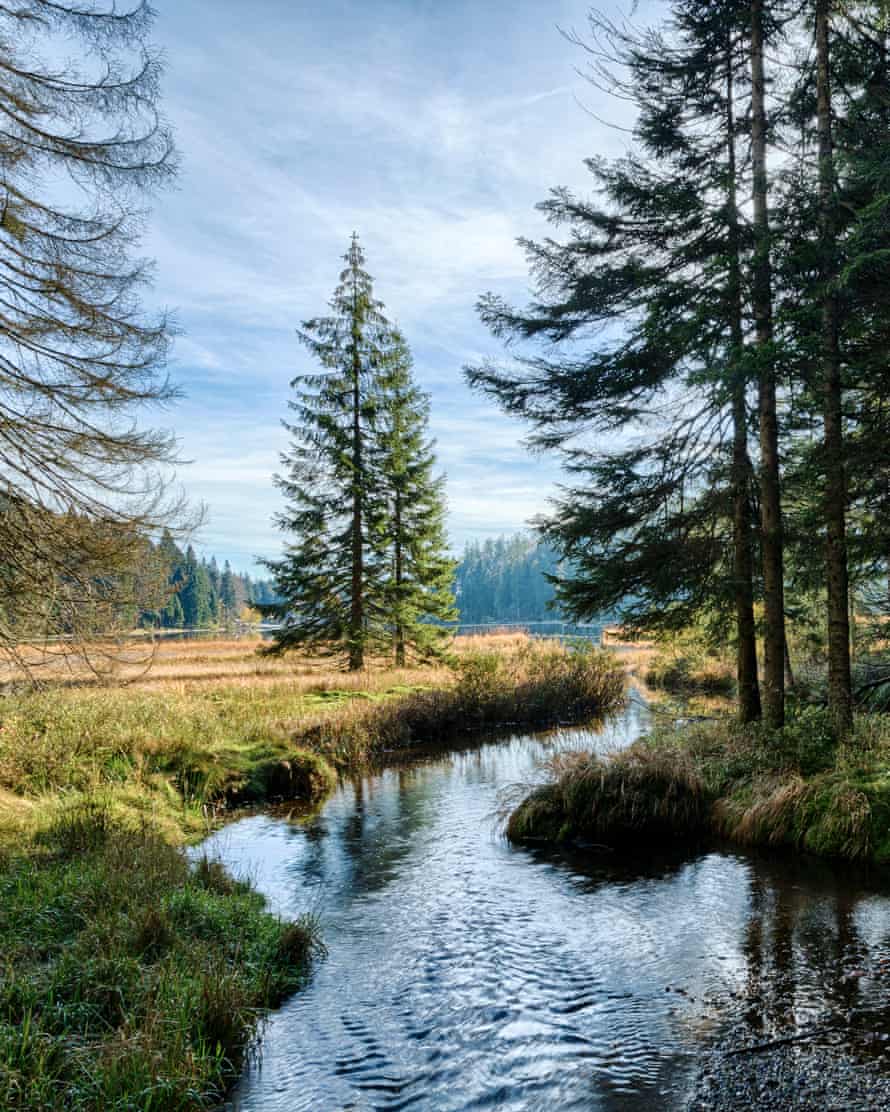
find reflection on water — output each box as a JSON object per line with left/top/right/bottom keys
{"left": 199, "top": 703, "right": 890, "bottom": 1111}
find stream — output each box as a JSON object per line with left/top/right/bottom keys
{"left": 199, "top": 699, "right": 890, "bottom": 1111}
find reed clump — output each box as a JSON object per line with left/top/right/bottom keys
{"left": 302, "top": 640, "right": 627, "bottom": 763}
{"left": 507, "top": 707, "right": 890, "bottom": 865}
{"left": 507, "top": 746, "right": 710, "bottom": 845}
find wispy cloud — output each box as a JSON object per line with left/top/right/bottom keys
{"left": 147, "top": 0, "right": 639, "bottom": 571}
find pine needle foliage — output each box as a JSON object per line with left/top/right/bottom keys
{"left": 265, "top": 238, "right": 456, "bottom": 668}
{"left": 466, "top": 0, "right": 765, "bottom": 720}
{"left": 264, "top": 235, "right": 390, "bottom": 669}
{"left": 373, "top": 332, "right": 456, "bottom": 664}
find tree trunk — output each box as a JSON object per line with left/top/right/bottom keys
{"left": 750, "top": 0, "right": 786, "bottom": 728}
{"left": 394, "top": 492, "right": 405, "bottom": 667}
{"left": 349, "top": 310, "right": 364, "bottom": 672}
{"left": 816, "top": 0, "right": 853, "bottom": 734}
{"left": 726, "top": 38, "right": 762, "bottom": 723}
{"left": 784, "top": 634, "right": 795, "bottom": 691}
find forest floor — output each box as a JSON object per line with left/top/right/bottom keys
{"left": 0, "top": 632, "right": 625, "bottom": 1112}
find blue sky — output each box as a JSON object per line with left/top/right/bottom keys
{"left": 146, "top": 0, "right": 652, "bottom": 574}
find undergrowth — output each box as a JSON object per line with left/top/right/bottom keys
{"left": 644, "top": 644, "right": 736, "bottom": 697}
{"left": 508, "top": 706, "right": 890, "bottom": 865}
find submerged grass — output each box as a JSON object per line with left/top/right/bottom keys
{"left": 508, "top": 706, "right": 890, "bottom": 865}
{"left": 0, "top": 802, "right": 323, "bottom": 1112}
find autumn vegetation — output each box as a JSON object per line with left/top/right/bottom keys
{"left": 0, "top": 633, "right": 624, "bottom": 1110}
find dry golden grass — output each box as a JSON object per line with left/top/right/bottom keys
{"left": 0, "top": 632, "right": 533, "bottom": 693}
{"left": 0, "top": 633, "right": 628, "bottom": 848}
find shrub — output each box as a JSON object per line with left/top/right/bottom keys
{"left": 780, "top": 706, "right": 838, "bottom": 775}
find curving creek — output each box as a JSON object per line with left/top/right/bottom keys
{"left": 201, "top": 698, "right": 890, "bottom": 1111}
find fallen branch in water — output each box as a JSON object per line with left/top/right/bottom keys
{"left": 723, "top": 1025, "right": 837, "bottom": 1057}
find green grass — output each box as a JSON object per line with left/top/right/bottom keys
{"left": 644, "top": 645, "right": 736, "bottom": 696}
{"left": 508, "top": 706, "right": 890, "bottom": 865}
{"left": 0, "top": 638, "right": 626, "bottom": 1111}
{"left": 0, "top": 642, "right": 625, "bottom": 846}
{"left": 0, "top": 803, "right": 323, "bottom": 1112}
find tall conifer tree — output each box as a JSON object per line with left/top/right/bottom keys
{"left": 748, "top": 0, "right": 787, "bottom": 727}
{"left": 781, "top": 1, "right": 890, "bottom": 729}
{"left": 220, "top": 561, "right": 238, "bottom": 619}
{"left": 373, "top": 333, "right": 456, "bottom": 664}
{"left": 265, "top": 235, "right": 391, "bottom": 668}
{"left": 466, "top": 1, "right": 766, "bottom": 721}
{"left": 179, "top": 546, "right": 214, "bottom": 628}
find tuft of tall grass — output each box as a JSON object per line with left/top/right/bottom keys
{"left": 391, "top": 639, "right": 627, "bottom": 739}
{"left": 296, "top": 641, "right": 627, "bottom": 763}
{"left": 506, "top": 708, "right": 890, "bottom": 865}
{"left": 0, "top": 803, "right": 322, "bottom": 1112}
{"left": 507, "top": 746, "right": 710, "bottom": 845}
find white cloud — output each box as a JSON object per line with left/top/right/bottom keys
{"left": 143, "top": 0, "right": 643, "bottom": 571}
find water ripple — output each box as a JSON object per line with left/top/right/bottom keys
{"left": 205, "top": 713, "right": 890, "bottom": 1112}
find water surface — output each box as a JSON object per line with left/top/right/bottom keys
{"left": 201, "top": 700, "right": 890, "bottom": 1111}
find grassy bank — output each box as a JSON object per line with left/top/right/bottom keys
{"left": 507, "top": 708, "right": 890, "bottom": 865}
{"left": 643, "top": 640, "right": 735, "bottom": 697}
{"left": 0, "top": 803, "right": 322, "bottom": 1111}
{"left": 0, "top": 635, "right": 625, "bottom": 845}
{"left": 0, "top": 634, "right": 623, "bottom": 1110}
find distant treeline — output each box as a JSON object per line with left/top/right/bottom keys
{"left": 141, "top": 530, "right": 278, "bottom": 629}
{"left": 147, "top": 531, "right": 604, "bottom": 631}
{"left": 454, "top": 535, "right": 563, "bottom": 625}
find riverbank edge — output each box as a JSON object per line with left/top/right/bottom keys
{"left": 506, "top": 711, "right": 890, "bottom": 867}
{"left": 684, "top": 1014, "right": 890, "bottom": 1111}
{"left": 0, "top": 642, "right": 626, "bottom": 1111}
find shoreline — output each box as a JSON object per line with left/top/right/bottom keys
{"left": 686, "top": 1011, "right": 890, "bottom": 1111}
{"left": 506, "top": 712, "right": 890, "bottom": 868}
{"left": 0, "top": 636, "right": 625, "bottom": 1112}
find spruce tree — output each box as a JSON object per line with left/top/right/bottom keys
{"left": 771, "top": 1, "right": 890, "bottom": 726}
{"left": 373, "top": 332, "right": 456, "bottom": 664}
{"left": 746, "top": 0, "right": 788, "bottom": 727}
{"left": 265, "top": 235, "right": 391, "bottom": 668}
{"left": 466, "top": 1, "right": 766, "bottom": 721}
{"left": 840, "top": 8, "right": 890, "bottom": 620}
{"left": 156, "top": 528, "right": 186, "bottom": 628}
{"left": 162, "top": 591, "right": 185, "bottom": 630}
{"left": 179, "top": 547, "right": 214, "bottom": 628}
{"left": 220, "top": 561, "right": 238, "bottom": 620}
